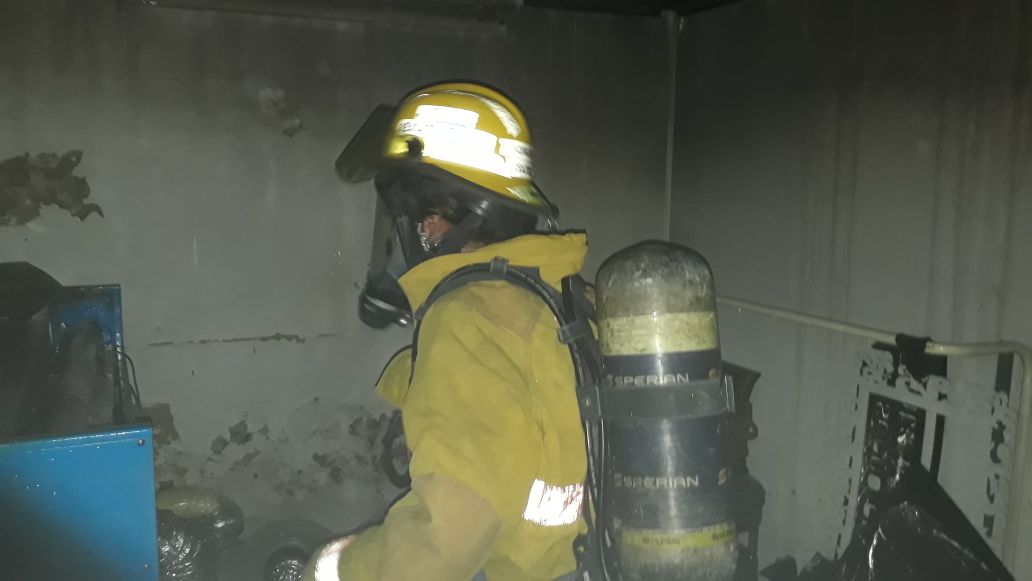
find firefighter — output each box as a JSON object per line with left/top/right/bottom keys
{"left": 304, "top": 82, "right": 587, "bottom": 581}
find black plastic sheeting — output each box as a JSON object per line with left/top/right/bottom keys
{"left": 157, "top": 487, "right": 245, "bottom": 581}
{"left": 760, "top": 463, "right": 1014, "bottom": 581}
{"left": 156, "top": 486, "right": 334, "bottom": 581}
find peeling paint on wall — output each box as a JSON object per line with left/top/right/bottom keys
{"left": 0, "top": 151, "right": 102, "bottom": 226}
{"left": 154, "top": 396, "right": 396, "bottom": 532}
{"left": 142, "top": 402, "right": 180, "bottom": 446}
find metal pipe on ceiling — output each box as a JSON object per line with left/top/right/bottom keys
{"left": 522, "top": 0, "right": 740, "bottom": 17}
{"left": 120, "top": 0, "right": 517, "bottom": 30}
{"left": 522, "top": 0, "right": 662, "bottom": 16}
{"left": 124, "top": 0, "right": 742, "bottom": 23}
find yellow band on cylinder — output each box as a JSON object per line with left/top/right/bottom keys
{"left": 621, "top": 521, "right": 737, "bottom": 550}
{"left": 599, "top": 311, "right": 718, "bottom": 356}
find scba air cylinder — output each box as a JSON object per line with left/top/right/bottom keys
{"left": 596, "top": 240, "right": 737, "bottom": 581}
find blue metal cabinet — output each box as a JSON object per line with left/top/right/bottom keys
{"left": 0, "top": 426, "right": 159, "bottom": 580}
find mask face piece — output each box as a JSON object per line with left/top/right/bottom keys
{"left": 356, "top": 164, "right": 551, "bottom": 329}
{"left": 416, "top": 221, "right": 442, "bottom": 253}
{"left": 358, "top": 197, "right": 414, "bottom": 329}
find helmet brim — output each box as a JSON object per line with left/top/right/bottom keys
{"left": 335, "top": 104, "right": 397, "bottom": 183}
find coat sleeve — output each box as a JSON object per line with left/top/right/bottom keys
{"left": 334, "top": 299, "right": 540, "bottom": 580}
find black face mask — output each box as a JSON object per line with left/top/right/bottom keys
{"left": 357, "top": 197, "right": 487, "bottom": 329}
{"left": 358, "top": 168, "right": 486, "bottom": 329}
{"left": 356, "top": 166, "right": 552, "bottom": 329}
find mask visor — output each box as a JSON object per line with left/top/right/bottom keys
{"left": 359, "top": 197, "right": 413, "bottom": 328}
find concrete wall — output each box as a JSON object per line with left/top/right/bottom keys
{"left": 672, "top": 0, "right": 1032, "bottom": 575}
{"left": 0, "top": 0, "right": 673, "bottom": 531}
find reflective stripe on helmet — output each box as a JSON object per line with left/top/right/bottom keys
{"left": 522, "top": 479, "right": 584, "bottom": 527}
{"left": 395, "top": 105, "right": 532, "bottom": 180}
{"left": 469, "top": 93, "right": 522, "bottom": 137}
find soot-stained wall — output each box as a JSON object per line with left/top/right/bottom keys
{"left": 0, "top": 0, "right": 673, "bottom": 530}
{"left": 671, "top": 0, "right": 1032, "bottom": 576}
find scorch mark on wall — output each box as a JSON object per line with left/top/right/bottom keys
{"left": 0, "top": 150, "right": 102, "bottom": 226}
{"left": 258, "top": 87, "right": 303, "bottom": 137}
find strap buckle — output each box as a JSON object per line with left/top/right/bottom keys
{"left": 557, "top": 320, "right": 593, "bottom": 345}
{"left": 489, "top": 257, "right": 510, "bottom": 274}
{"left": 576, "top": 381, "right": 603, "bottom": 419}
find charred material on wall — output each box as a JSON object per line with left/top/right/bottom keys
{"left": 145, "top": 402, "right": 183, "bottom": 446}
{"left": 258, "top": 88, "right": 303, "bottom": 137}
{"left": 0, "top": 150, "right": 102, "bottom": 226}
{"left": 154, "top": 397, "right": 396, "bottom": 532}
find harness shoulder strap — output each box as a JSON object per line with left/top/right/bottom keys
{"left": 408, "top": 258, "right": 603, "bottom": 421}
{"left": 404, "top": 257, "right": 609, "bottom": 579}
{"left": 414, "top": 257, "right": 556, "bottom": 322}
